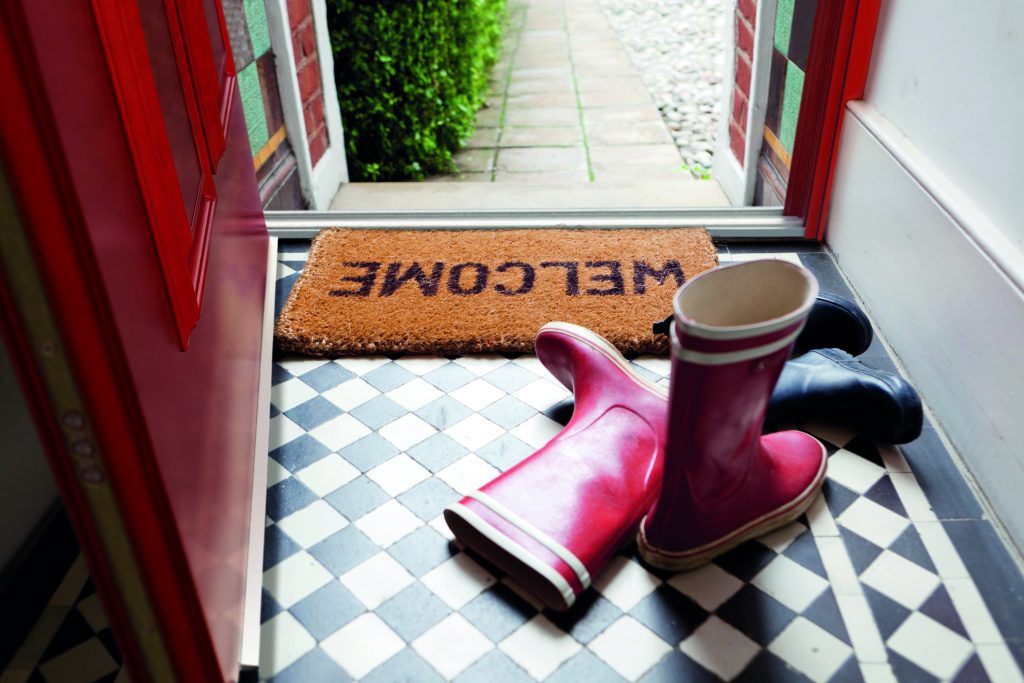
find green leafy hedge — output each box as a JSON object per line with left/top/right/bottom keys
{"left": 327, "top": 0, "right": 506, "bottom": 181}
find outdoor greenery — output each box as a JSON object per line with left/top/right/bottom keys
{"left": 327, "top": 0, "right": 507, "bottom": 181}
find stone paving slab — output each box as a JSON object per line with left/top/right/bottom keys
{"left": 429, "top": 0, "right": 711, "bottom": 190}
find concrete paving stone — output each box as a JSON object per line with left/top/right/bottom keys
{"left": 520, "top": 29, "right": 566, "bottom": 41}
{"left": 586, "top": 122, "right": 673, "bottom": 146}
{"left": 572, "top": 61, "right": 637, "bottom": 78}
{"left": 575, "top": 75, "right": 650, "bottom": 93}
{"left": 582, "top": 106, "right": 663, "bottom": 126}
{"left": 492, "top": 170, "right": 591, "bottom": 184}
{"left": 579, "top": 90, "right": 654, "bottom": 109}
{"left": 495, "top": 147, "right": 587, "bottom": 172}
{"left": 507, "top": 80, "right": 575, "bottom": 97}
{"left": 514, "top": 44, "right": 570, "bottom": 59}
{"left": 475, "top": 107, "right": 503, "bottom": 128}
{"left": 505, "top": 91, "right": 578, "bottom": 108}
{"left": 513, "top": 54, "right": 571, "bottom": 69}
{"left": 510, "top": 67, "right": 572, "bottom": 80}
{"left": 498, "top": 126, "right": 582, "bottom": 148}
{"left": 588, "top": 144, "right": 683, "bottom": 170}
{"left": 464, "top": 127, "right": 501, "bottom": 149}
{"left": 504, "top": 107, "right": 580, "bottom": 127}
{"left": 425, "top": 173, "right": 493, "bottom": 183}
{"left": 453, "top": 149, "right": 497, "bottom": 173}
{"left": 590, "top": 166, "right": 692, "bottom": 184}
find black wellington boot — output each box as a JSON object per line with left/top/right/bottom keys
{"left": 766, "top": 348, "right": 923, "bottom": 444}
{"left": 653, "top": 293, "right": 873, "bottom": 357}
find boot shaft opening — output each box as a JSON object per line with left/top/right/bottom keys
{"left": 674, "top": 260, "right": 818, "bottom": 337}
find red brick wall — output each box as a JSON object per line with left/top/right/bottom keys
{"left": 289, "top": 0, "right": 328, "bottom": 165}
{"left": 730, "top": 0, "right": 756, "bottom": 166}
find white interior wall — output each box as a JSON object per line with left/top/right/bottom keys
{"left": 826, "top": 1, "right": 1024, "bottom": 549}
{"left": 0, "top": 346, "right": 57, "bottom": 570}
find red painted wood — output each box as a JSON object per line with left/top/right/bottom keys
{"left": 172, "top": 0, "right": 227, "bottom": 170}
{"left": 784, "top": 0, "right": 881, "bottom": 240}
{"left": 0, "top": 0, "right": 267, "bottom": 680}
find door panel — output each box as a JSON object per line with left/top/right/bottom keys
{"left": 0, "top": 0, "right": 268, "bottom": 680}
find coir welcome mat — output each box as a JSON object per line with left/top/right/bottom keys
{"left": 275, "top": 228, "right": 718, "bottom": 356}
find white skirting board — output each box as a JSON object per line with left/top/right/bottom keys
{"left": 826, "top": 104, "right": 1024, "bottom": 553}
{"left": 239, "top": 236, "right": 277, "bottom": 675}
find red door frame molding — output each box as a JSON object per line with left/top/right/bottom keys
{"left": 785, "top": 0, "right": 882, "bottom": 240}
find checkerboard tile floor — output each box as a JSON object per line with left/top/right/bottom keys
{"left": 5, "top": 240, "right": 1024, "bottom": 682}
{"left": 259, "top": 240, "right": 1024, "bottom": 682}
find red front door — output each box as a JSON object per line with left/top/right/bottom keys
{"left": 0, "top": 0, "right": 268, "bottom": 680}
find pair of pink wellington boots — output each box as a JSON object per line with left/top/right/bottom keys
{"left": 444, "top": 259, "right": 827, "bottom": 610}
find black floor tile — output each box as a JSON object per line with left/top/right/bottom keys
{"left": 899, "top": 428, "right": 984, "bottom": 520}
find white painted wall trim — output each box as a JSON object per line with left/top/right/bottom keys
{"left": 847, "top": 101, "right": 1024, "bottom": 294}
{"left": 713, "top": 0, "right": 743, "bottom": 205}
{"left": 827, "top": 108, "right": 1024, "bottom": 551}
{"left": 714, "top": 0, "right": 777, "bottom": 206}
{"left": 310, "top": 0, "right": 349, "bottom": 208}
{"left": 742, "top": 0, "right": 776, "bottom": 204}
{"left": 264, "top": 0, "right": 348, "bottom": 210}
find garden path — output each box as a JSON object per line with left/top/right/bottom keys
{"left": 433, "top": 0, "right": 720, "bottom": 191}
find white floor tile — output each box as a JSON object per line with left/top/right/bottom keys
{"left": 354, "top": 499, "right": 424, "bottom": 547}
{"left": 278, "top": 356, "right": 330, "bottom": 376}
{"left": 444, "top": 414, "right": 506, "bottom": 451}
{"left": 378, "top": 413, "right": 438, "bottom": 451}
{"left": 435, "top": 455, "right": 501, "bottom": 495}
{"left": 309, "top": 414, "right": 373, "bottom": 452}
{"left": 321, "top": 377, "right": 381, "bottom": 411}
{"left": 512, "top": 378, "right": 570, "bottom": 411}
{"left": 588, "top": 616, "right": 672, "bottom": 681}
{"left": 295, "top": 454, "right": 360, "bottom": 497}
{"left": 751, "top": 554, "right": 829, "bottom": 612}
{"left": 835, "top": 594, "right": 888, "bottom": 663}
{"left": 263, "top": 551, "right": 334, "bottom": 608}
{"left": 835, "top": 497, "right": 910, "bottom": 549}
{"left": 430, "top": 513, "right": 457, "bottom": 541}
{"left": 945, "top": 577, "right": 1005, "bottom": 644}
{"left": 420, "top": 553, "right": 497, "bottom": 609}
{"left": 667, "top": 562, "right": 744, "bottom": 612}
{"left": 806, "top": 494, "right": 841, "bottom": 537}
{"left": 826, "top": 448, "right": 886, "bottom": 494}
{"left": 756, "top": 520, "right": 807, "bottom": 554}
{"left": 510, "top": 355, "right": 549, "bottom": 377}
{"left": 393, "top": 356, "right": 450, "bottom": 375}
{"left": 258, "top": 612, "right": 317, "bottom": 678}
{"left": 339, "top": 552, "right": 416, "bottom": 609}
{"left": 266, "top": 458, "right": 291, "bottom": 487}
{"left": 887, "top": 612, "right": 973, "bottom": 680}
{"left": 320, "top": 613, "right": 405, "bottom": 679}
{"left": 412, "top": 613, "right": 494, "bottom": 679}
{"left": 333, "top": 356, "right": 392, "bottom": 376}
{"left": 271, "top": 377, "right": 319, "bottom": 411}
{"left": 499, "top": 614, "right": 583, "bottom": 679}
{"left": 509, "top": 413, "right": 563, "bottom": 449}
{"left": 679, "top": 615, "right": 760, "bottom": 681}
{"left": 449, "top": 378, "right": 507, "bottom": 411}
{"left": 768, "top": 617, "right": 852, "bottom": 683}
{"left": 814, "top": 536, "right": 863, "bottom": 596}
{"left": 366, "top": 453, "right": 431, "bottom": 497}
{"left": 454, "top": 355, "right": 512, "bottom": 375}
{"left": 915, "top": 521, "right": 970, "bottom": 579}
{"left": 860, "top": 551, "right": 940, "bottom": 610}
{"left": 592, "top": 556, "right": 662, "bottom": 612}
{"left": 976, "top": 643, "right": 1024, "bottom": 683}
{"left": 385, "top": 377, "right": 445, "bottom": 411}
{"left": 269, "top": 415, "right": 305, "bottom": 451}
{"left": 631, "top": 355, "right": 671, "bottom": 377}
{"left": 888, "top": 472, "right": 937, "bottom": 522}
{"left": 276, "top": 500, "right": 349, "bottom": 549}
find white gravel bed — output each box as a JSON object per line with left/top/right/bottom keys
{"left": 598, "top": 0, "right": 726, "bottom": 178}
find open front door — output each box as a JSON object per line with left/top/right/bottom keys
{"left": 0, "top": 0, "right": 269, "bottom": 680}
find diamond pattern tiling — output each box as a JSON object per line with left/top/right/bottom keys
{"left": 253, "top": 245, "right": 1024, "bottom": 683}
